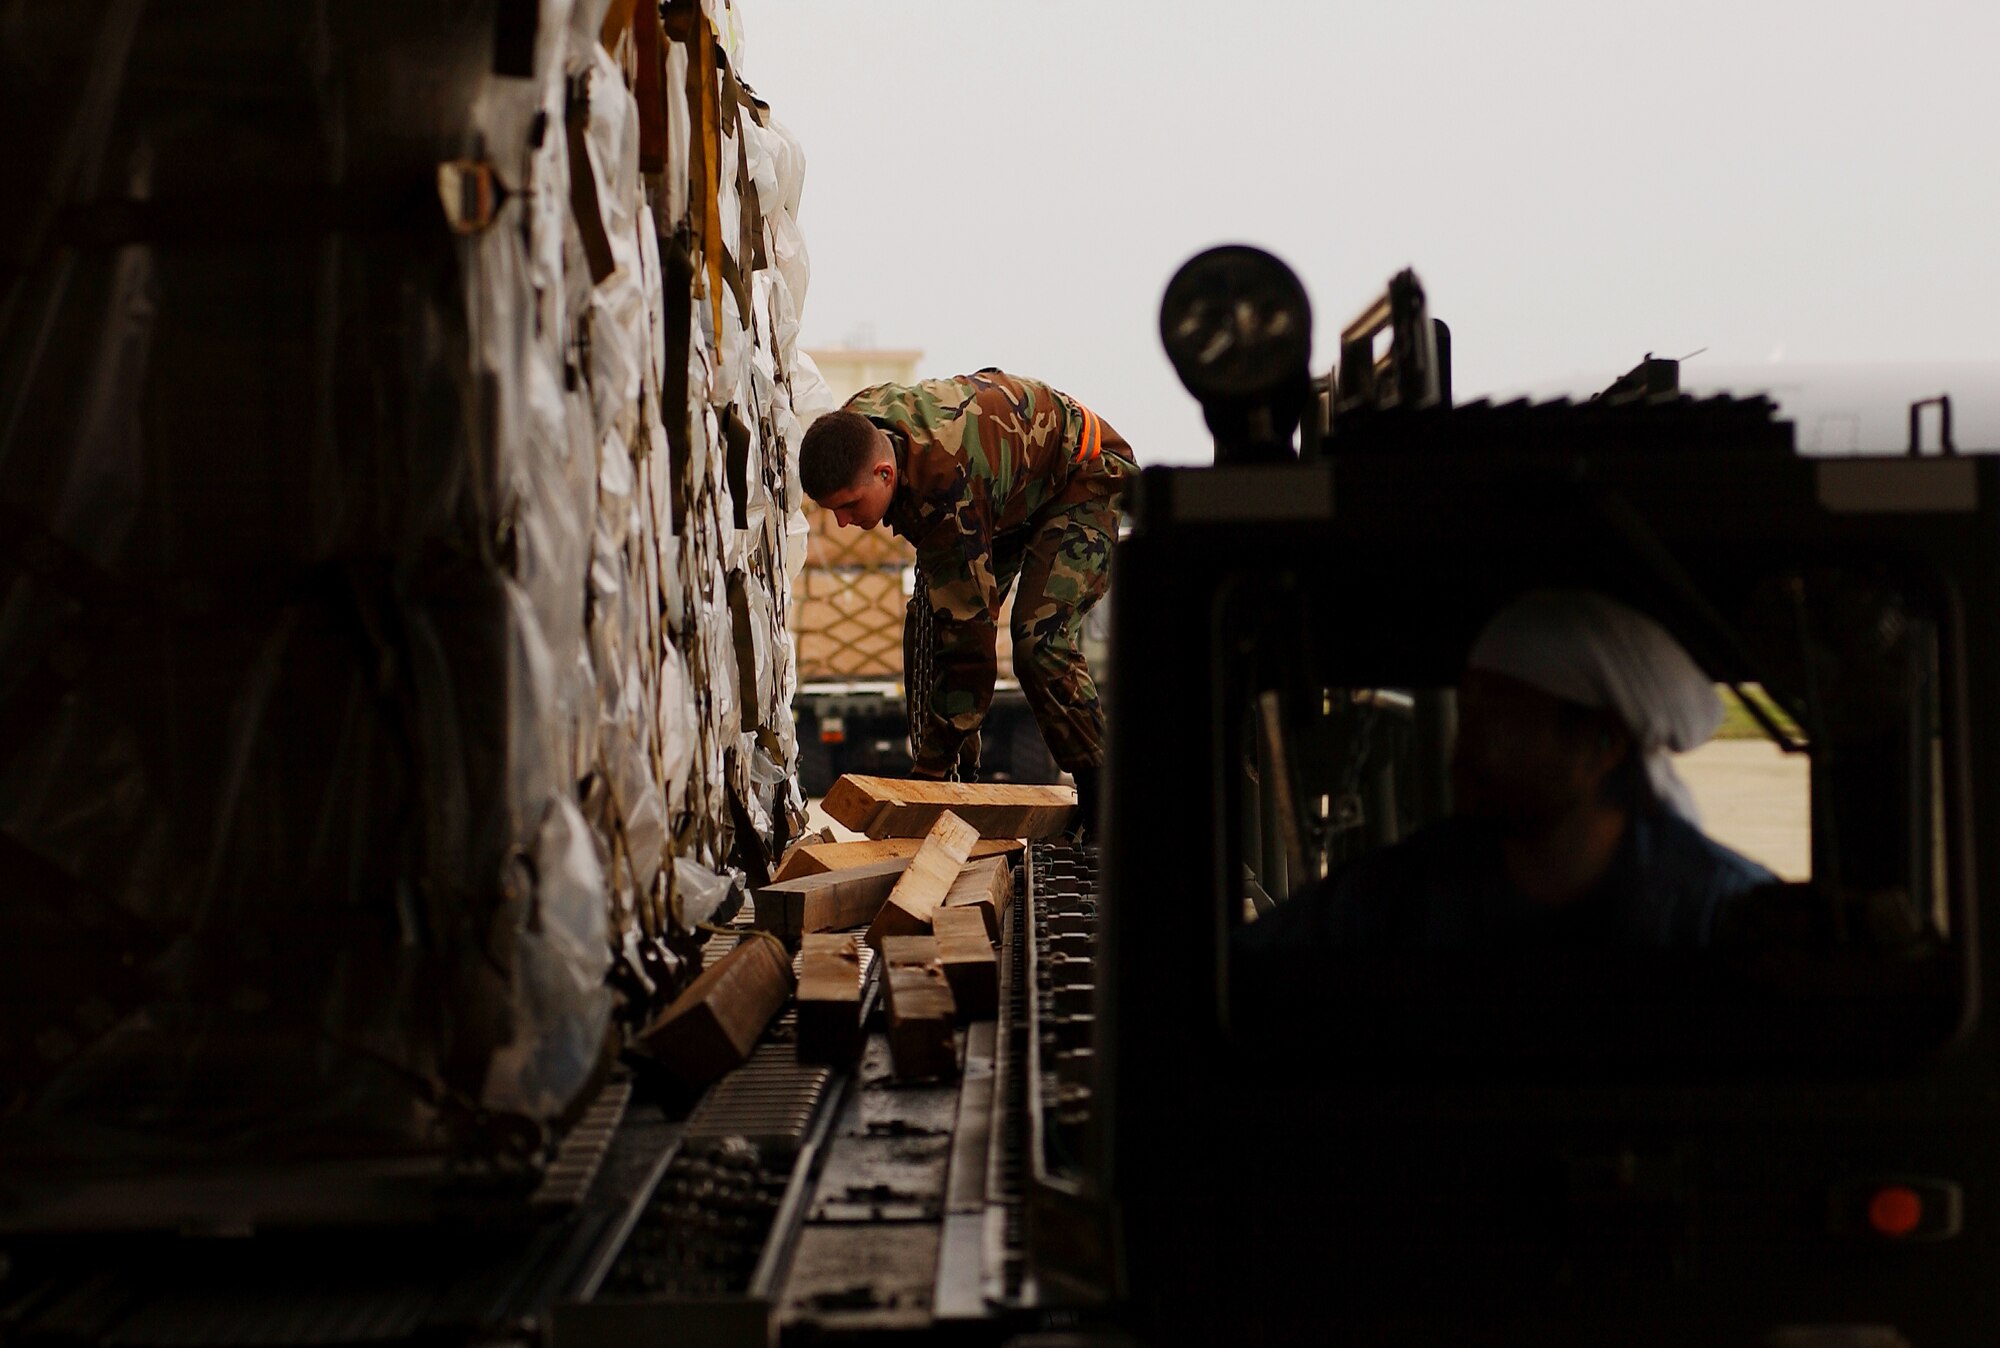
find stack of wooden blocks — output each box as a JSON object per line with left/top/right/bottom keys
{"left": 767, "top": 774, "right": 1076, "bottom": 1082}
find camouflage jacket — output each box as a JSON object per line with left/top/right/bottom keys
{"left": 844, "top": 369, "right": 1133, "bottom": 766}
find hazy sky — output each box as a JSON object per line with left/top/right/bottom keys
{"left": 745, "top": 1, "right": 2000, "bottom": 463}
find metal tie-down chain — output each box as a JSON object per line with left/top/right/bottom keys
{"left": 905, "top": 570, "right": 973, "bottom": 783}
{"left": 906, "top": 569, "right": 938, "bottom": 777}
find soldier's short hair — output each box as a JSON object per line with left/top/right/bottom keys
{"left": 800, "top": 410, "right": 886, "bottom": 501}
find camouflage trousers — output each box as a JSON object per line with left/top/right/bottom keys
{"left": 906, "top": 494, "right": 1117, "bottom": 777}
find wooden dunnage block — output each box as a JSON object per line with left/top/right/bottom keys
{"left": 820, "top": 774, "right": 1076, "bottom": 841}
{"left": 941, "top": 855, "right": 1012, "bottom": 943}
{"left": 772, "top": 836, "right": 1022, "bottom": 883}
{"left": 796, "top": 933, "right": 864, "bottom": 1065}
{"left": 752, "top": 857, "right": 910, "bottom": 939}
{"left": 639, "top": 936, "right": 793, "bottom": 1087}
{"left": 931, "top": 906, "right": 998, "bottom": 1020}
{"left": 881, "top": 935, "right": 958, "bottom": 1081}
{"left": 864, "top": 811, "right": 979, "bottom": 951}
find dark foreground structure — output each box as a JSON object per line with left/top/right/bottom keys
{"left": 1106, "top": 250, "right": 2000, "bottom": 1345}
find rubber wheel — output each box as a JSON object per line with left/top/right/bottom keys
{"left": 988, "top": 704, "right": 1062, "bottom": 784}
{"left": 796, "top": 717, "right": 834, "bottom": 798}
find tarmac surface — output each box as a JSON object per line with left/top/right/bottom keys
{"left": 802, "top": 800, "right": 864, "bottom": 842}
{"left": 1678, "top": 738, "right": 1811, "bottom": 880}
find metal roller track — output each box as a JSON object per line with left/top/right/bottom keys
{"left": 1021, "top": 842, "right": 1113, "bottom": 1302}
{"left": 556, "top": 928, "right": 865, "bottom": 1346}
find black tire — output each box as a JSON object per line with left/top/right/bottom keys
{"left": 987, "top": 702, "right": 1062, "bottom": 784}
{"left": 796, "top": 713, "right": 834, "bottom": 797}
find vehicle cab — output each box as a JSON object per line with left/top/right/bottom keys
{"left": 1099, "top": 250, "right": 2000, "bottom": 1345}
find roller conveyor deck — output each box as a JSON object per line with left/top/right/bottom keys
{"left": 561, "top": 840, "right": 1110, "bottom": 1343}
{"left": 2, "top": 846, "right": 1108, "bottom": 1348}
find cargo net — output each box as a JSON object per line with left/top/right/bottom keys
{"left": 793, "top": 504, "right": 914, "bottom": 682}
{"left": 905, "top": 570, "right": 980, "bottom": 782}
{"left": 792, "top": 504, "right": 1019, "bottom": 688}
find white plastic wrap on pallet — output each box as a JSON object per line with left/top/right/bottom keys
{"left": 485, "top": 794, "right": 614, "bottom": 1119}
{"left": 657, "top": 642, "right": 696, "bottom": 817}
{"left": 639, "top": 205, "right": 667, "bottom": 389}
{"left": 663, "top": 40, "right": 692, "bottom": 225}
{"left": 747, "top": 116, "right": 811, "bottom": 304}
{"left": 0, "top": 0, "right": 825, "bottom": 1175}
{"left": 790, "top": 349, "right": 838, "bottom": 427}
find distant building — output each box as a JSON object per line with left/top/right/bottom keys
{"left": 805, "top": 347, "right": 922, "bottom": 405}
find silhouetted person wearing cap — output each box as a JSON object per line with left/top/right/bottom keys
{"left": 1237, "top": 590, "right": 1775, "bottom": 956}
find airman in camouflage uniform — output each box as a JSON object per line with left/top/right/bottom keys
{"left": 806, "top": 369, "right": 1134, "bottom": 783}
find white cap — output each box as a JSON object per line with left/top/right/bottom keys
{"left": 1468, "top": 589, "right": 1723, "bottom": 822}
